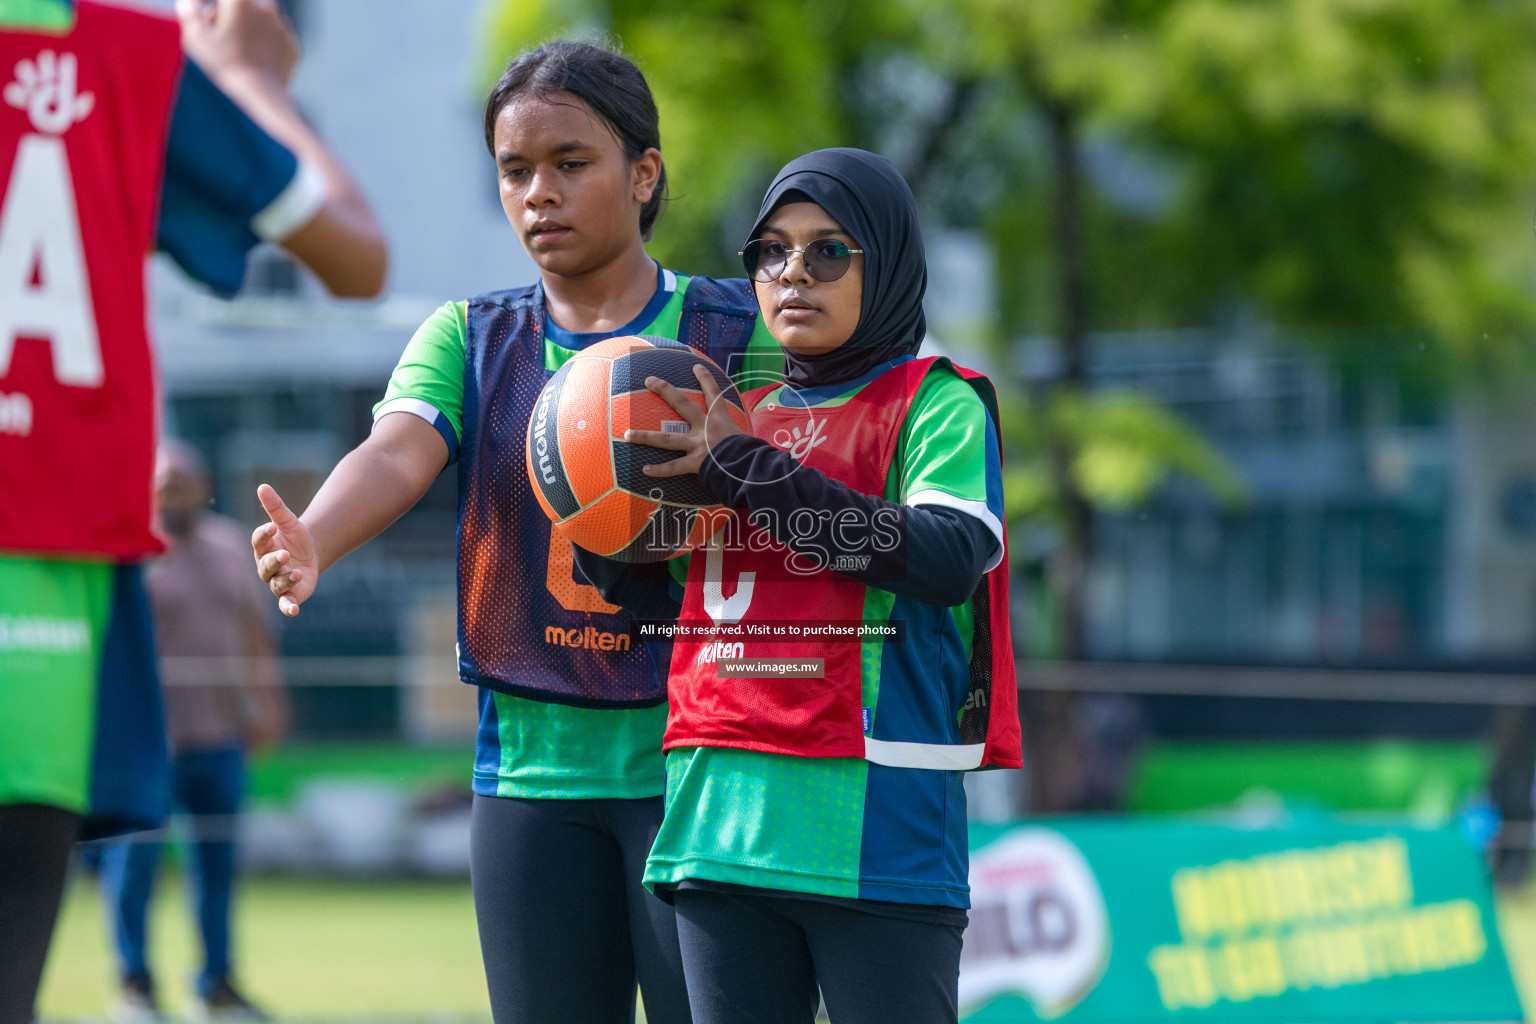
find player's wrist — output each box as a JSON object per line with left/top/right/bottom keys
{"left": 307, "top": 523, "right": 332, "bottom": 576}
{"left": 697, "top": 434, "right": 767, "bottom": 508}
{"left": 203, "top": 63, "right": 294, "bottom": 114}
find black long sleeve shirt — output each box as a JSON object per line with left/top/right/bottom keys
{"left": 572, "top": 434, "right": 998, "bottom": 619}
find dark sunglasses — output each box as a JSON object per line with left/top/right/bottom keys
{"left": 739, "top": 238, "right": 865, "bottom": 283}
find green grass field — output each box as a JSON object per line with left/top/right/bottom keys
{"left": 39, "top": 876, "right": 491, "bottom": 1022}
{"left": 36, "top": 872, "right": 1536, "bottom": 1022}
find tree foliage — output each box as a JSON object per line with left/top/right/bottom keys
{"left": 487, "top": 0, "right": 1536, "bottom": 370}
{"left": 1002, "top": 390, "right": 1246, "bottom": 525}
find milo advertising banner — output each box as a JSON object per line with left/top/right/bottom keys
{"left": 960, "top": 819, "right": 1522, "bottom": 1022}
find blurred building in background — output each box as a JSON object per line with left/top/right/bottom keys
{"left": 1058, "top": 329, "right": 1536, "bottom": 668}
{"left": 1016, "top": 327, "right": 1536, "bottom": 825}
{"left": 1072, "top": 331, "right": 1448, "bottom": 668}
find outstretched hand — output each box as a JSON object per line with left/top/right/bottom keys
{"left": 252, "top": 483, "right": 317, "bottom": 617}
{"left": 622, "top": 364, "right": 745, "bottom": 478}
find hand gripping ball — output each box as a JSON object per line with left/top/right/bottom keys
{"left": 525, "top": 335, "right": 752, "bottom": 562}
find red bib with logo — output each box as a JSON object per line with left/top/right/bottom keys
{"left": 665, "top": 357, "right": 1023, "bottom": 770}
{"left": 0, "top": 2, "right": 183, "bottom": 558}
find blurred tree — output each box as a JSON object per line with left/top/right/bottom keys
{"left": 912, "top": 0, "right": 1536, "bottom": 661}
{"left": 486, "top": 0, "right": 1536, "bottom": 803}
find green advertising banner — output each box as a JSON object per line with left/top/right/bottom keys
{"left": 960, "top": 819, "right": 1521, "bottom": 1022}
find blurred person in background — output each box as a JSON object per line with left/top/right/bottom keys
{"left": 0, "top": 0, "right": 385, "bottom": 1021}
{"left": 100, "top": 441, "right": 289, "bottom": 1023}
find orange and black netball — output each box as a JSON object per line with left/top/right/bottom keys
{"left": 524, "top": 335, "right": 750, "bottom": 561}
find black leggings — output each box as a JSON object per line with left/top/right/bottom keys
{"left": 673, "top": 888, "right": 965, "bottom": 1024}
{"left": 469, "top": 794, "right": 690, "bottom": 1024}
{"left": 0, "top": 804, "right": 81, "bottom": 1024}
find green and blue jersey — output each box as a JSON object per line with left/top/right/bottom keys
{"left": 644, "top": 362, "right": 1006, "bottom": 907}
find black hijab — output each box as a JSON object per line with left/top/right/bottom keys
{"left": 745, "top": 148, "right": 927, "bottom": 389}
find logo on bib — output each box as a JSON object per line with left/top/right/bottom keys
{"left": 544, "top": 625, "right": 632, "bottom": 652}
{"left": 771, "top": 417, "right": 829, "bottom": 461}
{"left": 5, "top": 51, "right": 94, "bottom": 135}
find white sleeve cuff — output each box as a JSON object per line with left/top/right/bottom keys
{"left": 251, "top": 159, "right": 328, "bottom": 242}
{"left": 374, "top": 397, "right": 441, "bottom": 427}
{"left": 906, "top": 488, "right": 1006, "bottom": 573}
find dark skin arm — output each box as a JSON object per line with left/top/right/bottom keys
{"left": 252, "top": 413, "right": 446, "bottom": 616}
{"left": 179, "top": 0, "right": 388, "bottom": 297}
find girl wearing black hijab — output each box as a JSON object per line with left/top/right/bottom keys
{"left": 577, "top": 148, "right": 1022, "bottom": 1024}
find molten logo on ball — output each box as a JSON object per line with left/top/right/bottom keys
{"left": 532, "top": 381, "right": 557, "bottom": 486}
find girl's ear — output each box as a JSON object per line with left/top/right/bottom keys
{"left": 632, "top": 147, "right": 663, "bottom": 204}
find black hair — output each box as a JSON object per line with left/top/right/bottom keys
{"left": 484, "top": 41, "right": 668, "bottom": 240}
